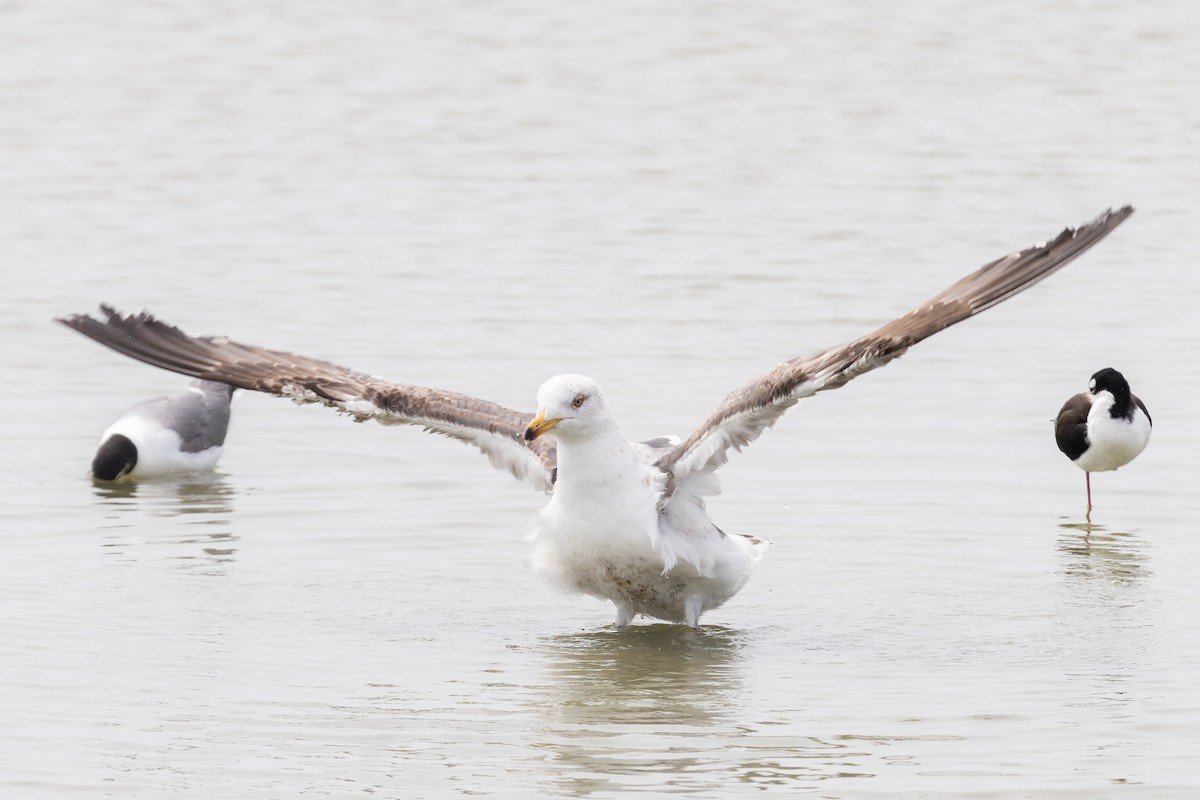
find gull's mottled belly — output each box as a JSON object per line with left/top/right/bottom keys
{"left": 579, "top": 559, "right": 690, "bottom": 622}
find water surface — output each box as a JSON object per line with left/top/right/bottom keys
{"left": 2, "top": 1, "right": 1198, "bottom": 797}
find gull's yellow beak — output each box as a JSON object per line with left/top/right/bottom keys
{"left": 524, "top": 412, "right": 561, "bottom": 441}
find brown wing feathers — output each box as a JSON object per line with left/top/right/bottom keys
{"left": 655, "top": 206, "right": 1134, "bottom": 483}
{"left": 60, "top": 207, "right": 1131, "bottom": 497}
{"left": 58, "top": 305, "right": 557, "bottom": 485}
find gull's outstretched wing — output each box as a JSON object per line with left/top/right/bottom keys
{"left": 58, "top": 306, "right": 558, "bottom": 492}
{"left": 655, "top": 206, "right": 1134, "bottom": 503}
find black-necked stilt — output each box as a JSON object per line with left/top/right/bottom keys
{"left": 1055, "top": 367, "right": 1151, "bottom": 510}
{"left": 91, "top": 380, "right": 236, "bottom": 481}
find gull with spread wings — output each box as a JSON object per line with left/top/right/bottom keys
{"left": 61, "top": 207, "right": 1132, "bottom": 626}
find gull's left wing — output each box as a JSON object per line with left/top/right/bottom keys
{"left": 59, "top": 306, "right": 559, "bottom": 492}
{"left": 654, "top": 206, "right": 1134, "bottom": 504}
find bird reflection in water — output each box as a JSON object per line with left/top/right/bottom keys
{"left": 531, "top": 624, "right": 749, "bottom": 794}
{"left": 1054, "top": 520, "right": 1153, "bottom": 724}
{"left": 532, "top": 625, "right": 890, "bottom": 794}
{"left": 1056, "top": 521, "right": 1150, "bottom": 586}
{"left": 91, "top": 473, "right": 238, "bottom": 564}
{"left": 540, "top": 624, "right": 749, "bottom": 726}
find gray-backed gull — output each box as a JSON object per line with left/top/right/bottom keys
{"left": 90, "top": 379, "right": 235, "bottom": 481}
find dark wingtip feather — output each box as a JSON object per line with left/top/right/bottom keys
{"left": 59, "top": 305, "right": 232, "bottom": 384}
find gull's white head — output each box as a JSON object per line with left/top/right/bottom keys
{"left": 524, "top": 374, "right": 609, "bottom": 442}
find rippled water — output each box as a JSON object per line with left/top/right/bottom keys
{"left": 3, "top": 1, "right": 1198, "bottom": 797}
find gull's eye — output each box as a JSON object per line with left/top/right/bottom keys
{"left": 571, "top": 394, "right": 587, "bottom": 409}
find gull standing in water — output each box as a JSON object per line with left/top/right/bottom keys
{"left": 1055, "top": 367, "right": 1151, "bottom": 511}
{"left": 90, "top": 379, "right": 236, "bottom": 481}
{"left": 61, "top": 207, "right": 1132, "bottom": 625}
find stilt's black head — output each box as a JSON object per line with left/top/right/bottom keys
{"left": 1089, "top": 367, "right": 1136, "bottom": 420}
{"left": 92, "top": 434, "right": 138, "bottom": 481}
{"left": 1089, "top": 367, "right": 1130, "bottom": 397}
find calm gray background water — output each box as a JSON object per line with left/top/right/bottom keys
{"left": 2, "top": 1, "right": 1197, "bottom": 797}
